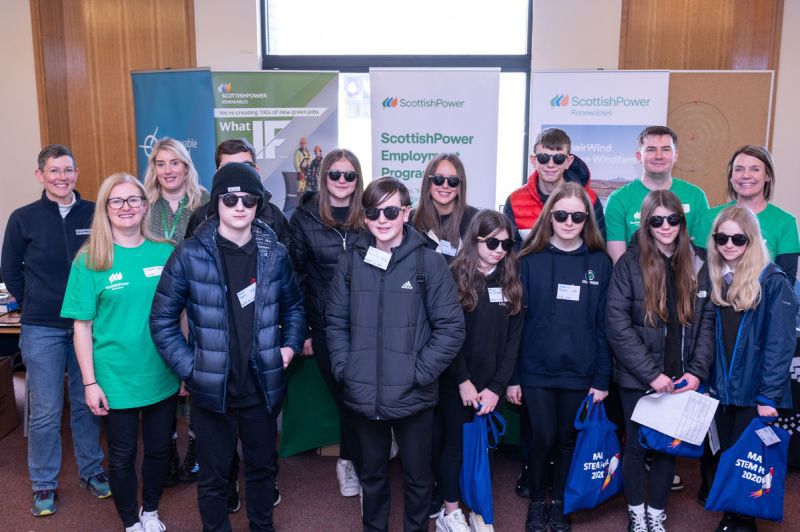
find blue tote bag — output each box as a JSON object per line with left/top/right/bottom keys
{"left": 564, "top": 395, "right": 623, "bottom": 514}
{"left": 460, "top": 410, "right": 506, "bottom": 525}
{"left": 638, "top": 426, "right": 704, "bottom": 458}
{"left": 705, "top": 417, "right": 790, "bottom": 521}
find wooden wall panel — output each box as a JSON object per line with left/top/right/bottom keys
{"left": 31, "top": 0, "right": 196, "bottom": 202}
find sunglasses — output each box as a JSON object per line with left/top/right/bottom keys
{"left": 220, "top": 193, "right": 259, "bottom": 209}
{"left": 327, "top": 170, "right": 358, "bottom": 182}
{"left": 430, "top": 175, "right": 462, "bottom": 188}
{"left": 535, "top": 153, "right": 569, "bottom": 165}
{"left": 713, "top": 232, "right": 749, "bottom": 247}
{"left": 648, "top": 213, "right": 683, "bottom": 228}
{"left": 552, "top": 210, "right": 588, "bottom": 224}
{"left": 364, "top": 206, "right": 405, "bottom": 221}
{"left": 477, "top": 236, "right": 513, "bottom": 251}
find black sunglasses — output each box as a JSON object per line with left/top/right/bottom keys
{"left": 535, "top": 153, "right": 569, "bottom": 165}
{"left": 430, "top": 175, "right": 462, "bottom": 188}
{"left": 327, "top": 170, "right": 358, "bottom": 182}
{"left": 478, "top": 236, "right": 513, "bottom": 251}
{"left": 552, "top": 210, "right": 588, "bottom": 224}
{"left": 220, "top": 193, "right": 259, "bottom": 209}
{"left": 713, "top": 232, "right": 749, "bottom": 247}
{"left": 648, "top": 213, "right": 683, "bottom": 228}
{"left": 364, "top": 206, "right": 404, "bottom": 221}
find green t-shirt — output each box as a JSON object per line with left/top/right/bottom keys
{"left": 604, "top": 178, "right": 710, "bottom": 244}
{"left": 61, "top": 240, "right": 180, "bottom": 409}
{"left": 695, "top": 201, "right": 800, "bottom": 260}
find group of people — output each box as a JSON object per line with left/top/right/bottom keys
{"left": 0, "top": 124, "right": 797, "bottom": 532}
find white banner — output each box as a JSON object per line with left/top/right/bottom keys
{"left": 370, "top": 68, "right": 500, "bottom": 209}
{"left": 529, "top": 70, "right": 669, "bottom": 200}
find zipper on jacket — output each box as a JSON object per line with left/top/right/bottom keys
{"left": 61, "top": 215, "right": 71, "bottom": 269}
{"left": 375, "top": 270, "right": 385, "bottom": 419}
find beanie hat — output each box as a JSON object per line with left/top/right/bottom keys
{"left": 208, "top": 162, "right": 265, "bottom": 215}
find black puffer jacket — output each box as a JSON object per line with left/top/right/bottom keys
{"left": 411, "top": 205, "right": 480, "bottom": 264}
{"left": 290, "top": 192, "right": 362, "bottom": 331}
{"left": 150, "top": 218, "right": 305, "bottom": 413}
{"left": 326, "top": 226, "right": 466, "bottom": 420}
{"left": 606, "top": 236, "right": 715, "bottom": 391}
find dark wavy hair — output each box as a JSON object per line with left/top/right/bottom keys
{"left": 450, "top": 210, "right": 523, "bottom": 315}
{"left": 412, "top": 153, "right": 468, "bottom": 245}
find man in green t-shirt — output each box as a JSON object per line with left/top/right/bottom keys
{"left": 605, "top": 126, "right": 709, "bottom": 264}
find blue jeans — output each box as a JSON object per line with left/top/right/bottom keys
{"left": 20, "top": 324, "right": 104, "bottom": 490}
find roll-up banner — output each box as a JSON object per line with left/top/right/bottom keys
{"left": 131, "top": 69, "right": 217, "bottom": 188}
{"left": 369, "top": 68, "right": 500, "bottom": 209}
{"left": 211, "top": 71, "right": 338, "bottom": 214}
{"left": 529, "top": 70, "right": 669, "bottom": 200}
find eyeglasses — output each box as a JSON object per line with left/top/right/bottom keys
{"left": 713, "top": 232, "right": 749, "bottom": 247}
{"left": 535, "top": 153, "right": 568, "bottom": 165}
{"left": 45, "top": 167, "right": 76, "bottom": 178}
{"left": 430, "top": 175, "right": 462, "bottom": 188}
{"left": 364, "top": 206, "right": 404, "bottom": 221}
{"left": 477, "top": 236, "right": 513, "bottom": 251}
{"left": 327, "top": 170, "right": 358, "bottom": 182}
{"left": 648, "top": 213, "right": 683, "bottom": 228}
{"left": 552, "top": 210, "right": 588, "bottom": 224}
{"left": 220, "top": 193, "right": 259, "bottom": 209}
{"left": 107, "top": 196, "right": 144, "bottom": 210}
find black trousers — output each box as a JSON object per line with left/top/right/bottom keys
{"left": 353, "top": 408, "right": 434, "bottom": 532}
{"left": 619, "top": 388, "right": 675, "bottom": 510}
{"left": 438, "top": 385, "right": 477, "bottom": 503}
{"left": 523, "top": 387, "right": 585, "bottom": 502}
{"left": 192, "top": 399, "right": 278, "bottom": 532}
{"left": 105, "top": 394, "right": 177, "bottom": 527}
{"left": 312, "top": 328, "right": 361, "bottom": 469}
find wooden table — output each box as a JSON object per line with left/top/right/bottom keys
{"left": 0, "top": 311, "right": 20, "bottom": 335}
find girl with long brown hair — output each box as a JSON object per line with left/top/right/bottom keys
{"left": 434, "top": 210, "right": 524, "bottom": 531}
{"left": 508, "top": 182, "right": 612, "bottom": 532}
{"left": 606, "top": 190, "right": 715, "bottom": 532}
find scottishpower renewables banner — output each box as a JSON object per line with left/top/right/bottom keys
{"left": 370, "top": 68, "right": 500, "bottom": 208}
{"left": 530, "top": 70, "right": 669, "bottom": 200}
{"left": 211, "top": 71, "right": 338, "bottom": 212}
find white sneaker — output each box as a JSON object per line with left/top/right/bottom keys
{"left": 646, "top": 511, "right": 667, "bottom": 532}
{"left": 125, "top": 524, "right": 144, "bottom": 532}
{"left": 139, "top": 507, "right": 166, "bottom": 532}
{"left": 468, "top": 512, "right": 494, "bottom": 532}
{"left": 336, "top": 458, "right": 361, "bottom": 497}
{"left": 435, "top": 508, "right": 470, "bottom": 532}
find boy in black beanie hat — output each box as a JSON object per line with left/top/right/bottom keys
{"left": 207, "top": 161, "right": 266, "bottom": 216}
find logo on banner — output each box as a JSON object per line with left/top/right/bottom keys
{"left": 138, "top": 126, "right": 198, "bottom": 158}
{"left": 217, "top": 82, "right": 232, "bottom": 94}
{"left": 550, "top": 94, "right": 570, "bottom": 107}
{"left": 382, "top": 97, "right": 398, "bottom": 108}
{"left": 251, "top": 119, "right": 290, "bottom": 159}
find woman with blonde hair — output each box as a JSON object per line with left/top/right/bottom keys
{"left": 705, "top": 206, "right": 797, "bottom": 532}
{"left": 61, "top": 173, "right": 179, "bottom": 532}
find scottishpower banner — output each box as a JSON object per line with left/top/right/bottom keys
{"left": 530, "top": 70, "right": 669, "bottom": 200}
{"left": 370, "top": 68, "right": 500, "bottom": 209}
{"left": 211, "top": 71, "right": 338, "bottom": 212}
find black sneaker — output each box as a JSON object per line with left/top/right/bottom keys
{"left": 516, "top": 463, "right": 531, "bottom": 498}
{"left": 226, "top": 480, "right": 240, "bottom": 513}
{"left": 178, "top": 435, "right": 199, "bottom": 483}
{"left": 670, "top": 474, "right": 684, "bottom": 491}
{"left": 525, "top": 500, "right": 548, "bottom": 532}
{"left": 428, "top": 495, "right": 443, "bottom": 518}
{"left": 714, "top": 513, "right": 737, "bottom": 532}
{"left": 549, "top": 499, "right": 571, "bottom": 532}
{"left": 164, "top": 439, "right": 180, "bottom": 487}
{"left": 273, "top": 482, "right": 281, "bottom": 507}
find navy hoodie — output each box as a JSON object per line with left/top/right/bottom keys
{"left": 1, "top": 191, "right": 94, "bottom": 328}
{"left": 514, "top": 242, "right": 613, "bottom": 390}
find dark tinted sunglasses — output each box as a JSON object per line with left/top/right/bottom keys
{"left": 478, "top": 236, "right": 513, "bottom": 251}
{"left": 430, "top": 175, "right": 462, "bottom": 188}
{"left": 220, "top": 193, "right": 259, "bottom": 209}
{"left": 364, "top": 206, "right": 404, "bottom": 221}
{"left": 648, "top": 213, "right": 683, "bottom": 228}
{"left": 552, "top": 210, "right": 588, "bottom": 224}
{"left": 535, "top": 153, "right": 568, "bottom": 165}
{"left": 327, "top": 170, "right": 358, "bottom": 182}
{"left": 713, "top": 232, "right": 749, "bottom": 247}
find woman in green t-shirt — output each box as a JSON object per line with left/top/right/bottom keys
{"left": 61, "top": 173, "right": 179, "bottom": 532}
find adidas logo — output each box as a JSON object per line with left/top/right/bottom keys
{"left": 401, "top": 281, "right": 413, "bottom": 290}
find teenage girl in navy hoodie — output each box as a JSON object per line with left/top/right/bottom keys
{"left": 507, "top": 182, "right": 612, "bottom": 532}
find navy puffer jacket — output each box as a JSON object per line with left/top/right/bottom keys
{"left": 150, "top": 218, "right": 305, "bottom": 413}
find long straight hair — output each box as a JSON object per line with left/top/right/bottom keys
{"left": 317, "top": 148, "right": 365, "bottom": 229}
{"left": 412, "top": 153, "right": 468, "bottom": 245}
{"left": 143, "top": 138, "right": 206, "bottom": 210}
{"left": 707, "top": 206, "right": 769, "bottom": 311}
{"left": 450, "top": 210, "right": 523, "bottom": 315}
{"left": 637, "top": 190, "right": 696, "bottom": 326}
{"left": 78, "top": 173, "right": 156, "bottom": 271}
{"left": 518, "top": 182, "right": 606, "bottom": 257}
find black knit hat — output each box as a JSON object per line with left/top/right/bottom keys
{"left": 208, "top": 162, "right": 265, "bottom": 215}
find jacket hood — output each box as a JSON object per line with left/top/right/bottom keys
{"left": 354, "top": 224, "right": 427, "bottom": 265}
{"left": 192, "top": 215, "right": 274, "bottom": 254}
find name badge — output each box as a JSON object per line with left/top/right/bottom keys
{"left": 488, "top": 287, "right": 506, "bottom": 304}
{"left": 682, "top": 203, "right": 691, "bottom": 214}
{"left": 237, "top": 282, "right": 256, "bottom": 308}
{"left": 556, "top": 283, "right": 581, "bottom": 301}
{"left": 436, "top": 240, "right": 457, "bottom": 257}
{"left": 75, "top": 228, "right": 91, "bottom": 236}
{"left": 364, "top": 246, "right": 391, "bottom": 270}
{"left": 755, "top": 426, "right": 781, "bottom": 447}
{"left": 143, "top": 266, "right": 163, "bottom": 277}
{"left": 697, "top": 290, "right": 707, "bottom": 298}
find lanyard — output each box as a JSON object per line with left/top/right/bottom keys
{"left": 161, "top": 196, "right": 187, "bottom": 240}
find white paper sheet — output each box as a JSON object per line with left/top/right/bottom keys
{"left": 631, "top": 391, "right": 719, "bottom": 446}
